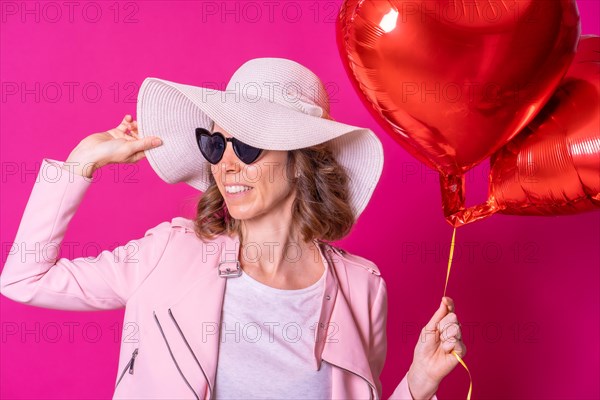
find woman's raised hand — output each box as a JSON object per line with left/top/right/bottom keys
{"left": 63, "top": 115, "right": 163, "bottom": 178}
{"left": 407, "top": 296, "right": 467, "bottom": 399}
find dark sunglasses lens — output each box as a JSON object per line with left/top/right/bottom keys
{"left": 197, "top": 129, "right": 225, "bottom": 164}
{"left": 234, "top": 141, "right": 263, "bottom": 164}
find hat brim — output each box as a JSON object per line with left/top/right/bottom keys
{"left": 136, "top": 77, "right": 384, "bottom": 220}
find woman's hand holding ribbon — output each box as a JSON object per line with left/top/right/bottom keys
{"left": 407, "top": 296, "right": 467, "bottom": 400}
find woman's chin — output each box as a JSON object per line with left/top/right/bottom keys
{"left": 226, "top": 206, "right": 257, "bottom": 221}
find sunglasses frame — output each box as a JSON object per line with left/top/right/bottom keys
{"left": 195, "top": 127, "right": 263, "bottom": 165}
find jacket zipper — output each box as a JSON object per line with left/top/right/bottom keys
{"left": 153, "top": 311, "right": 200, "bottom": 400}
{"left": 322, "top": 358, "right": 376, "bottom": 400}
{"left": 168, "top": 308, "right": 213, "bottom": 400}
{"left": 115, "top": 348, "right": 138, "bottom": 389}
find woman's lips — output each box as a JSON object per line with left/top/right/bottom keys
{"left": 224, "top": 186, "right": 254, "bottom": 198}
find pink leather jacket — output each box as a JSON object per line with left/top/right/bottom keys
{"left": 0, "top": 159, "right": 433, "bottom": 400}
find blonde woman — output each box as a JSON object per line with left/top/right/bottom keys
{"left": 1, "top": 58, "right": 465, "bottom": 400}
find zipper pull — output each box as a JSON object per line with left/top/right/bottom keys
{"left": 129, "top": 348, "right": 139, "bottom": 374}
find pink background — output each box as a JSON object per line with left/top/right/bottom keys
{"left": 1, "top": 1, "right": 598, "bottom": 399}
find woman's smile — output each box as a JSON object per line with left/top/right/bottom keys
{"left": 224, "top": 185, "right": 254, "bottom": 198}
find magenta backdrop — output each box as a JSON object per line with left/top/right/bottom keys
{"left": 1, "top": 1, "right": 599, "bottom": 399}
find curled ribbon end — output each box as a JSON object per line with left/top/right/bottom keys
{"left": 452, "top": 350, "right": 472, "bottom": 400}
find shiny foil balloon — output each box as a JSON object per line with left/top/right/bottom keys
{"left": 337, "top": 0, "right": 581, "bottom": 226}
{"left": 461, "top": 35, "right": 600, "bottom": 222}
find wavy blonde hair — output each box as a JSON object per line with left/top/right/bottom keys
{"left": 193, "top": 142, "right": 355, "bottom": 245}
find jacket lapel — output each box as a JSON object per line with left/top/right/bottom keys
{"left": 317, "top": 245, "right": 378, "bottom": 397}
{"left": 163, "top": 233, "right": 376, "bottom": 399}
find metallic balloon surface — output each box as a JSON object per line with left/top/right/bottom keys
{"left": 438, "top": 35, "right": 600, "bottom": 224}
{"left": 337, "top": 0, "right": 581, "bottom": 177}
{"left": 491, "top": 35, "right": 600, "bottom": 216}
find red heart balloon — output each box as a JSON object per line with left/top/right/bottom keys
{"left": 460, "top": 35, "right": 600, "bottom": 223}
{"left": 337, "top": 0, "right": 581, "bottom": 225}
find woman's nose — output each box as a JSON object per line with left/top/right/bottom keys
{"left": 220, "top": 141, "right": 241, "bottom": 171}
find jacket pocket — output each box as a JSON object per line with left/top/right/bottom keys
{"left": 115, "top": 347, "right": 139, "bottom": 389}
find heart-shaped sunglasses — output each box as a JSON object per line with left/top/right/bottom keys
{"left": 195, "top": 127, "right": 264, "bottom": 165}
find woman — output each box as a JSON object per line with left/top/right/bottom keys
{"left": 0, "top": 58, "right": 465, "bottom": 400}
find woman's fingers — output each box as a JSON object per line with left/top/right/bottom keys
{"left": 441, "top": 337, "right": 466, "bottom": 355}
{"left": 128, "top": 136, "right": 163, "bottom": 154}
{"left": 122, "top": 137, "right": 159, "bottom": 163}
{"left": 113, "top": 115, "right": 161, "bottom": 163}
{"left": 118, "top": 115, "right": 132, "bottom": 132}
{"left": 118, "top": 115, "right": 138, "bottom": 132}
{"left": 442, "top": 339, "right": 456, "bottom": 352}
{"left": 438, "top": 312, "right": 458, "bottom": 335}
{"left": 108, "top": 115, "right": 136, "bottom": 141}
{"left": 438, "top": 311, "right": 466, "bottom": 357}
{"left": 455, "top": 340, "right": 467, "bottom": 358}
{"left": 424, "top": 298, "right": 451, "bottom": 333}
{"left": 124, "top": 116, "right": 137, "bottom": 133}
{"left": 126, "top": 149, "right": 147, "bottom": 163}
{"left": 442, "top": 296, "right": 455, "bottom": 313}
{"left": 124, "top": 117, "right": 139, "bottom": 138}
{"left": 130, "top": 120, "right": 139, "bottom": 136}
{"left": 444, "top": 337, "right": 467, "bottom": 357}
{"left": 440, "top": 320, "right": 460, "bottom": 344}
{"left": 108, "top": 115, "right": 143, "bottom": 142}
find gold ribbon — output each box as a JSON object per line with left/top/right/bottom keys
{"left": 443, "top": 226, "right": 473, "bottom": 400}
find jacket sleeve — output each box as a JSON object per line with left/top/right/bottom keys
{"left": 369, "top": 276, "right": 388, "bottom": 399}
{"left": 389, "top": 373, "right": 437, "bottom": 400}
{"left": 0, "top": 158, "right": 172, "bottom": 311}
{"left": 372, "top": 277, "right": 438, "bottom": 400}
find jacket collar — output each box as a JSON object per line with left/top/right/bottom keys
{"left": 164, "top": 232, "right": 376, "bottom": 398}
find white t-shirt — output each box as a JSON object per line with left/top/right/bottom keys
{"left": 213, "top": 266, "right": 332, "bottom": 399}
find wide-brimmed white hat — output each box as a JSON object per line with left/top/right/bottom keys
{"left": 136, "top": 57, "right": 384, "bottom": 220}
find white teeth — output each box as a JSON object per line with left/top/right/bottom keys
{"left": 225, "top": 186, "right": 252, "bottom": 194}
